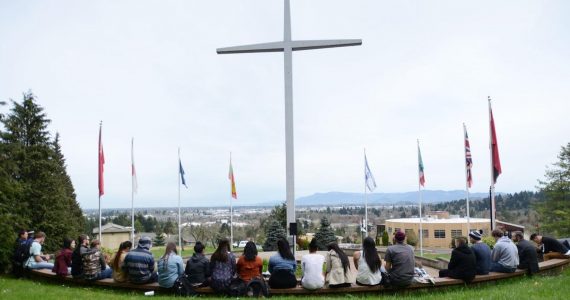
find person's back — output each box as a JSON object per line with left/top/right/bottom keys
{"left": 25, "top": 232, "right": 54, "bottom": 270}
{"left": 516, "top": 238, "right": 539, "bottom": 275}
{"left": 237, "top": 255, "right": 263, "bottom": 282}
{"left": 124, "top": 237, "right": 157, "bottom": 284}
{"left": 52, "top": 247, "right": 73, "bottom": 277}
{"left": 185, "top": 252, "right": 211, "bottom": 285}
{"left": 439, "top": 238, "right": 476, "bottom": 283}
{"left": 111, "top": 251, "right": 129, "bottom": 282}
{"left": 157, "top": 243, "right": 184, "bottom": 289}
{"left": 301, "top": 252, "right": 325, "bottom": 290}
{"left": 325, "top": 247, "right": 355, "bottom": 287}
{"left": 535, "top": 235, "right": 570, "bottom": 260}
{"left": 268, "top": 239, "right": 298, "bottom": 289}
{"left": 385, "top": 233, "right": 415, "bottom": 287}
{"left": 268, "top": 254, "right": 296, "bottom": 273}
{"left": 209, "top": 239, "right": 236, "bottom": 293}
{"left": 471, "top": 242, "right": 491, "bottom": 275}
{"left": 82, "top": 247, "right": 103, "bottom": 280}
{"left": 490, "top": 230, "right": 519, "bottom": 273}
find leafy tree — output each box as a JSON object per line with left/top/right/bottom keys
{"left": 134, "top": 220, "right": 144, "bottom": 233}
{"left": 163, "top": 219, "right": 176, "bottom": 235}
{"left": 262, "top": 220, "right": 287, "bottom": 251}
{"left": 534, "top": 143, "right": 570, "bottom": 237}
{"left": 314, "top": 217, "right": 337, "bottom": 250}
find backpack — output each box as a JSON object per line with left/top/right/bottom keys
{"left": 228, "top": 278, "right": 247, "bottom": 297}
{"left": 247, "top": 277, "right": 269, "bottom": 298}
{"left": 82, "top": 250, "right": 101, "bottom": 280}
{"left": 12, "top": 239, "right": 33, "bottom": 277}
{"left": 172, "top": 274, "right": 197, "bottom": 297}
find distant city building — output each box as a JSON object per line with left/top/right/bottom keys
{"left": 385, "top": 214, "right": 524, "bottom": 248}
{"left": 93, "top": 223, "right": 132, "bottom": 249}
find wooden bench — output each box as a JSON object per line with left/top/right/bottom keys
{"left": 28, "top": 258, "right": 569, "bottom": 295}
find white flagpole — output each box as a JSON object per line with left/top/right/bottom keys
{"left": 178, "top": 148, "right": 182, "bottom": 248}
{"left": 131, "top": 138, "right": 135, "bottom": 246}
{"left": 364, "top": 148, "right": 368, "bottom": 238}
{"left": 230, "top": 152, "right": 234, "bottom": 250}
{"left": 463, "top": 124, "right": 471, "bottom": 237}
{"left": 488, "top": 97, "right": 496, "bottom": 230}
{"left": 418, "top": 139, "right": 423, "bottom": 257}
{"left": 98, "top": 121, "right": 102, "bottom": 243}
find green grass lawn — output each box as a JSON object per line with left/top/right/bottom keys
{"left": 150, "top": 245, "right": 216, "bottom": 259}
{"left": 1, "top": 267, "right": 569, "bottom": 299}
{"left": 419, "top": 253, "right": 451, "bottom": 261}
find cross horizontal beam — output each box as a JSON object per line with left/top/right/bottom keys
{"left": 217, "top": 39, "right": 362, "bottom": 54}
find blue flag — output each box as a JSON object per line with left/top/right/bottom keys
{"left": 179, "top": 159, "right": 187, "bottom": 188}
{"left": 364, "top": 153, "right": 377, "bottom": 192}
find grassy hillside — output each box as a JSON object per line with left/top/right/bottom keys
{"left": 1, "top": 267, "right": 568, "bottom": 299}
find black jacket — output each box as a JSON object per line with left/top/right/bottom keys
{"left": 447, "top": 244, "right": 477, "bottom": 283}
{"left": 517, "top": 239, "right": 539, "bottom": 275}
{"left": 542, "top": 236, "right": 569, "bottom": 254}
{"left": 71, "top": 245, "right": 90, "bottom": 277}
{"left": 185, "top": 253, "right": 211, "bottom": 284}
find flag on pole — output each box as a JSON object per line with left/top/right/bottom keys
{"left": 490, "top": 104, "right": 502, "bottom": 183}
{"left": 464, "top": 125, "right": 473, "bottom": 188}
{"left": 98, "top": 123, "right": 105, "bottom": 196}
{"left": 364, "top": 153, "right": 377, "bottom": 192}
{"left": 179, "top": 159, "right": 187, "bottom": 188}
{"left": 131, "top": 138, "right": 138, "bottom": 194}
{"left": 229, "top": 157, "right": 237, "bottom": 199}
{"left": 418, "top": 142, "right": 425, "bottom": 187}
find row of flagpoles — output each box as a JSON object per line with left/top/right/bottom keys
{"left": 97, "top": 124, "right": 238, "bottom": 248}
{"left": 363, "top": 97, "right": 502, "bottom": 254}
{"left": 97, "top": 97, "right": 502, "bottom": 250}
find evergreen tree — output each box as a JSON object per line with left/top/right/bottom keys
{"left": 0, "top": 92, "right": 84, "bottom": 253}
{"left": 382, "top": 231, "right": 389, "bottom": 246}
{"left": 406, "top": 230, "right": 418, "bottom": 247}
{"left": 535, "top": 142, "right": 570, "bottom": 237}
{"left": 153, "top": 233, "right": 166, "bottom": 246}
{"left": 314, "top": 217, "right": 337, "bottom": 250}
{"left": 262, "top": 220, "right": 287, "bottom": 251}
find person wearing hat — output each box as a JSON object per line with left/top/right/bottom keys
{"left": 469, "top": 230, "right": 491, "bottom": 275}
{"left": 123, "top": 236, "right": 158, "bottom": 284}
{"left": 384, "top": 230, "right": 415, "bottom": 287}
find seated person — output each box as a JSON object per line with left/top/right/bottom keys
{"left": 237, "top": 241, "right": 263, "bottom": 283}
{"left": 82, "top": 239, "right": 112, "bottom": 280}
{"left": 268, "top": 239, "right": 297, "bottom": 289}
{"left": 438, "top": 236, "right": 476, "bottom": 283}
{"left": 490, "top": 229, "right": 519, "bottom": 273}
{"left": 469, "top": 230, "right": 491, "bottom": 275}
{"left": 158, "top": 242, "right": 184, "bottom": 289}
{"left": 185, "top": 241, "right": 211, "bottom": 286}
{"left": 123, "top": 236, "right": 158, "bottom": 284}
{"left": 209, "top": 238, "right": 236, "bottom": 293}
{"left": 71, "top": 234, "right": 90, "bottom": 278}
{"left": 530, "top": 233, "right": 570, "bottom": 260}
{"left": 512, "top": 231, "right": 539, "bottom": 275}
{"left": 325, "top": 242, "right": 355, "bottom": 288}
{"left": 110, "top": 241, "right": 132, "bottom": 283}
{"left": 52, "top": 238, "right": 75, "bottom": 277}
{"left": 384, "top": 231, "right": 415, "bottom": 287}
{"left": 25, "top": 231, "right": 54, "bottom": 270}
{"left": 353, "top": 237, "right": 382, "bottom": 286}
{"left": 301, "top": 239, "right": 325, "bottom": 290}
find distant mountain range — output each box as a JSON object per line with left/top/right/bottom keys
{"left": 273, "top": 190, "right": 495, "bottom": 207}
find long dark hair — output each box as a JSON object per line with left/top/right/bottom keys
{"left": 161, "top": 242, "right": 178, "bottom": 271}
{"left": 63, "top": 237, "right": 73, "bottom": 250}
{"left": 277, "top": 239, "right": 295, "bottom": 261}
{"left": 328, "top": 242, "right": 350, "bottom": 273}
{"left": 211, "top": 238, "right": 230, "bottom": 263}
{"left": 74, "top": 234, "right": 89, "bottom": 256}
{"left": 243, "top": 241, "right": 258, "bottom": 261}
{"left": 362, "top": 237, "right": 381, "bottom": 273}
{"left": 112, "top": 241, "right": 132, "bottom": 270}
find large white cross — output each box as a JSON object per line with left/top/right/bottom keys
{"left": 217, "top": 0, "right": 361, "bottom": 247}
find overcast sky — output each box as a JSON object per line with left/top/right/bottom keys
{"left": 1, "top": 1, "right": 568, "bottom": 209}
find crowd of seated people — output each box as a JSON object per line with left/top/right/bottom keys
{"left": 12, "top": 227, "right": 570, "bottom": 294}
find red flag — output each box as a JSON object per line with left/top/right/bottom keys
{"left": 490, "top": 104, "right": 502, "bottom": 183}
{"left": 98, "top": 123, "right": 105, "bottom": 196}
{"left": 464, "top": 124, "right": 473, "bottom": 188}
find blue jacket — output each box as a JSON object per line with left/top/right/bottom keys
{"left": 471, "top": 242, "right": 491, "bottom": 275}
{"left": 268, "top": 253, "right": 296, "bottom": 274}
{"left": 157, "top": 254, "right": 184, "bottom": 288}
